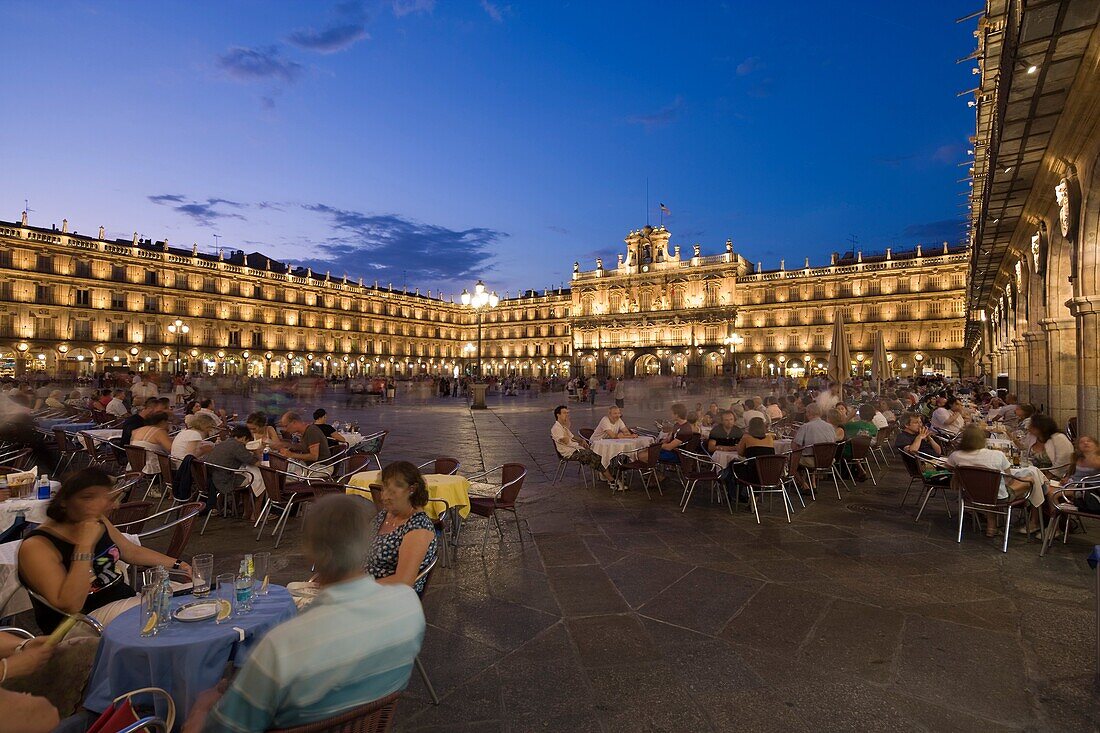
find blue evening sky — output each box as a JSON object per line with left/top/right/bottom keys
{"left": 0, "top": 1, "right": 976, "bottom": 296}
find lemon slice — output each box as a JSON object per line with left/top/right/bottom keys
{"left": 216, "top": 599, "right": 232, "bottom": 622}
{"left": 260, "top": 575, "right": 270, "bottom": 593}
{"left": 142, "top": 612, "right": 158, "bottom": 635}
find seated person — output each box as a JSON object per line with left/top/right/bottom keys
{"left": 196, "top": 398, "right": 227, "bottom": 427}
{"left": 205, "top": 426, "right": 261, "bottom": 509}
{"left": 172, "top": 413, "right": 216, "bottom": 461}
{"left": 245, "top": 411, "right": 281, "bottom": 446}
{"left": 44, "top": 390, "right": 66, "bottom": 410}
{"left": 0, "top": 631, "right": 58, "bottom": 733}
{"left": 843, "top": 404, "right": 880, "bottom": 455}
{"left": 931, "top": 397, "right": 965, "bottom": 435}
{"left": 129, "top": 412, "right": 174, "bottom": 476}
{"left": 736, "top": 417, "right": 775, "bottom": 460}
{"left": 707, "top": 411, "right": 743, "bottom": 453}
{"left": 593, "top": 406, "right": 635, "bottom": 440}
{"left": 184, "top": 495, "right": 425, "bottom": 733}
{"left": 946, "top": 425, "right": 1035, "bottom": 537}
{"left": 277, "top": 411, "right": 332, "bottom": 472}
{"left": 312, "top": 409, "right": 348, "bottom": 452}
{"left": 1025, "top": 414, "right": 1074, "bottom": 479}
{"left": 894, "top": 412, "right": 950, "bottom": 486}
{"left": 740, "top": 399, "right": 767, "bottom": 429}
{"left": 552, "top": 406, "right": 623, "bottom": 490}
{"left": 660, "top": 403, "right": 695, "bottom": 461}
{"left": 18, "top": 468, "right": 190, "bottom": 633}
{"left": 366, "top": 461, "right": 438, "bottom": 595}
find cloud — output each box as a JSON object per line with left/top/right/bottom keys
{"left": 216, "top": 46, "right": 303, "bottom": 83}
{"left": 148, "top": 194, "right": 246, "bottom": 227}
{"left": 480, "top": 0, "right": 507, "bottom": 22}
{"left": 931, "top": 143, "right": 962, "bottom": 165}
{"left": 546, "top": 225, "right": 570, "bottom": 235}
{"left": 392, "top": 0, "right": 435, "bottom": 16}
{"left": 736, "top": 56, "right": 762, "bottom": 76}
{"left": 873, "top": 153, "right": 918, "bottom": 168}
{"left": 294, "top": 204, "right": 503, "bottom": 283}
{"left": 581, "top": 247, "right": 619, "bottom": 265}
{"left": 899, "top": 218, "right": 965, "bottom": 242}
{"left": 287, "top": 1, "right": 369, "bottom": 53}
{"left": 626, "top": 95, "right": 684, "bottom": 130}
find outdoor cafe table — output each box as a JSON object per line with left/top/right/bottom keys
{"left": 347, "top": 470, "right": 471, "bottom": 519}
{"left": 40, "top": 419, "right": 98, "bottom": 433}
{"left": 590, "top": 436, "right": 654, "bottom": 467}
{"left": 84, "top": 586, "right": 296, "bottom": 725}
{"left": 83, "top": 428, "right": 123, "bottom": 442}
{"left": 710, "top": 439, "right": 793, "bottom": 468}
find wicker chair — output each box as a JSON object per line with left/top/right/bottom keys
{"left": 953, "top": 465, "right": 1032, "bottom": 553}
{"left": 1040, "top": 475, "right": 1100, "bottom": 556}
{"left": 618, "top": 443, "right": 662, "bottom": 499}
{"left": 466, "top": 464, "right": 529, "bottom": 555}
{"left": 677, "top": 450, "right": 723, "bottom": 512}
{"left": 801, "top": 442, "right": 846, "bottom": 500}
{"left": 733, "top": 453, "right": 795, "bottom": 523}
{"left": 266, "top": 692, "right": 400, "bottom": 733}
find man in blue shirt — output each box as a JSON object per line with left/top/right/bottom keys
{"left": 185, "top": 495, "right": 425, "bottom": 733}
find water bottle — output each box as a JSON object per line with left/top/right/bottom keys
{"left": 262, "top": 446, "right": 270, "bottom": 463}
{"left": 236, "top": 555, "right": 254, "bottom": 613}
{"left": 37, "top": 474, "right": 50, "bottom": 500}
{"left": 156, "top": 566, "right": 172, "bottom": 629}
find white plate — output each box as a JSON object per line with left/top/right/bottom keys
{"left": 173, "top": 601, "right": 218, "bottom": 622}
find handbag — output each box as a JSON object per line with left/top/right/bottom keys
{"left": 86, "top": 687, "right": 175, "bottom": 733}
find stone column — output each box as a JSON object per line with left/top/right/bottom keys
{"left": 1071, "top": 295, "right": 1100, "bottom": 438}
{"left": 1011, "top": 338, "right": 1029, "bottom": 403}
{"left": 1004, "top": 342, "right": 1017, "bottom": 394}
{"left": 1023, "top": 331, "right": 1048, "bottom": 411}
{"left": 1041, "top": 318, "right": 1078, "bottom": 426}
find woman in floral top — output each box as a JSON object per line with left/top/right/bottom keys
{"left": 367, "top": 461, "right": 438, "bottom": 595}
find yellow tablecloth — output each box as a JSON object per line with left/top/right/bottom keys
{"left": 347, "top": 471, "right": 471, "bottom": 519}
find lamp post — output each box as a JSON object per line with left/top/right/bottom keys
{"left": 723, "top": 332, "right": 743, "bottom": 381}
{"left": 166, "top": 319, "right": 190, "bottom": 375}
{"left": 460, "top": 280, "right": 498, "bottom": 409}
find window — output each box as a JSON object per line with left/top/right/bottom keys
{"left": 113, "top": 322, "right": 126, "bottom": 340}
{"left": 111, "top": 265, "right": 127, "bottom": 282}
{"left": 36, "top": 255, "right": 53, "bottom": 273}
{"left": 251, "top": 331, "right": 263, "bottom": 348}
{"left": 813, "top": 334, "right": 826, "bottom": 349}
{"left": 203, "top": 277, "right": 216, "bottom": 293}
{"left": 0, "top": 314, "right": 13, "bottom": 336}
{"left": 111, "top": 293, "right": 127, "bottom": 310}
{"left": 228, "top": 331, "right": 241, "bottom": 347}
{"left": 36, "top": 317, "right": 56, "bottom": 339}
{"left": 35, "top": 285, "right": 52, "bottom": 304}
{"left": 74, "top": 260, "right": 92, "bottom": 278}
{"left": 73, "top": 320, "right": 92, "bottom": 340}
{"left": 144, "top": 296, "right": 158, "bottom": 312}
{"left": 145, "top": 270, "right": 158, "bottom": 286}
{"left": 897, "top": 331, "right": 910, "bottom": 345}
{"left": 0, "top": 251, "right": 11, "bottom": 268}
{"left": 928, "top": 329, "right": 942, "bottom": 346}
{"left": 76, "top": 289, "right": 90, "bottom": 306}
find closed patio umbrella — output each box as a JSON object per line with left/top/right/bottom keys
{"left": 827, "top": 308, "right": 851, "bottom": 387}
{"left": 870, "top": 330, "right": 890, "bottom": 395}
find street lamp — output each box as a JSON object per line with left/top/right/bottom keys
{"left": 166, "top": 319, "right": 190, "bottom": 375}
{"left": 460, "top": 280, "right": 499, "bottom": 381}
{"left": 723, "top": 332, "right": 743, "bottom": 379}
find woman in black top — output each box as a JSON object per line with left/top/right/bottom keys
{"left": 18, "top": 468, "right": 190, "bottom": 632}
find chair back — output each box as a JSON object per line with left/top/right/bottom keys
{"left": 953, "top": 465, "right": 1004, "bottom": 506}
{"left": 124, "top": 445, "right": 149, "bottom": 474}
{"left": 53, "top": 428, "right": 79, "bottom": 453}
{"left": 432, "top": 457, "right": 461, "bottom": 475}
{"left": 785, "top": 445, "right": 804, "bottom": 474}
{"left": 810, "top": 442, "right": 837, "bottom": 468}
{"left": 361, "top": 430, "right": 388, "bottom": 456}
{"left": 190, "top": 459, "right": 210, "bottom": 501}
{"left": 337, "top": 453, "right": 373, "bottom": 481}
{"left": 0, "top": 448, "right": 32, "bottom": 471}
{"left": 683, "top": 433, "right": 703, "bottom": 454}
{"left": 899, "top": 451, "right": 924, "bottom": 480}
{"left": 258, "top": 464, "right": 288, "bottom": 503}
{"left": 164, "top": 502, "right": 204, "bottom": 558}
{"left": 498, "top": 463, "right": 527, "bottom": 506}
{"left": 578, "top": 428, "right": 594, "bottom": 441}
{"left": 849, "top": 435, "right": 872, "bottom": 460}
{"left": 108, "top": 501, "right": 154, "bottom": 531}
{"left": 642, "top": 443, "right": 661, "bottom": 468}
{"left": 755, "top": 453, "right": 788, "bottom": 486}
{"left": 265, "top": 691, "right": 399, "bottom": 733}
{"left": 268, "top": 453, "right": 293, "bottom": 475}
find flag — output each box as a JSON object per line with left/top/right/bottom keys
{"left": 659, "top": 203, "right": 671, "bottom": 216}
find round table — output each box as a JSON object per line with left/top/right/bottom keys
{"left": 84, "top": 586, "right": 296, "bottom": 722}
{"left": 590, "top": 436, "right": 654, "bottom": 468}
{"left": 348, "top": 471, "right": 471, "bottom": 519}
{"left": 710, "top": 439, "right": 793, "bottom": 469}
{"left": 0, "top": 496, "right": 50, "bottom": 534}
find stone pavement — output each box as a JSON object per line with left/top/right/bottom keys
{"left": 166, "top": 386, "right": 1100, "bottom": 731}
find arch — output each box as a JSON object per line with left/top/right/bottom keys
{"left": 633, "top": 353, "right": 660, "bottom": 376}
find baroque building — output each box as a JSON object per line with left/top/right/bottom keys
{"left": 964, "top": 0, "right": 1100, "bottom": 435}
{"left": 0, "top": 214, "right": 968, "bottom": 382}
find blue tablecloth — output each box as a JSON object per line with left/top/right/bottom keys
{"left": 38, "top": 419, "right": 98, "bottom": 432}
{"left": 84, "top": 586, "right": 296, "bottom": 722}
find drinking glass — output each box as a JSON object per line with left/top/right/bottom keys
{"left": 253, "top": 552, "right": 270, "bottom": 596}
{"left": 139, "top": 584, "right": 160, "bottom": 637}
{"left": 192, "top": 554, "right": 214, "bottom": 598}
{"left": 215, "top": 573, "right": 236, "bottom": 623}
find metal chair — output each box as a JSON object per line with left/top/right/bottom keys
{"left": 465, "top": 464, "right": 529, "bottom": 555}
{"left": 52, "top": 428, "right": 86, "bottom": 475}
{"left": 411, "top": 558, "right": 440, "bottom": 706}
{"left": 618, "top": 443, "right": 662, "bottom": 499}
{"left": 193, "top": 458, "right": 258, "bottom": 534}
{"left": 551, "top": 441, "right": 591, "bottom": 488}
{"left": 107, "top": 501, "right": 154, "bottom": 532}
{"left": 334, "top": 453, "right": 373, "bottom": 484}
{"left": 115, "top": 502, "right": 204, "bottom": 560}
{"left": 266, "top": 692, "right": 400, "bottom": 733}
{"left": 953, "top": 465, "right": 1033, "bottom": 553}
{"left": 677, "top": 450, "right": 723, "bottom": 512}
{"left": 1040, "top": 475, "right": 1100, "bottom": 556}
{"left": 359, "top": 430, "right": 389, "bottom": 471}
{"left": 254, "top": 465, "right": 342, "bottom": 548}
{"left": 733, "top": 453, "right": 796, "bottom": 523}
{"left": 909, "top": 452, "right": 956, "bottom": 521}
{"left": 417, "top": 457, "right": 461, "bottom": 476}
{"left": 848, "top": 435, "right": 876, "bottom": 485}
{"left": 22, "top": 587, "right": 105, "bottom": 636}
{"left": 801, "top": 442, "right": 846, "bottom": 500}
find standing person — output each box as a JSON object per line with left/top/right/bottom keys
{"left": 587, "top": 374, "right": 599, "bottom": 406}
{"left": 386, "top": 378, "right": 396, "bottom": 404}
{"left": 613, "top": 378, "right": 625, "bottom": 409}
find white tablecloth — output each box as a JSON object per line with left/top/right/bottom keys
{"left": 590, "top": 436, "right": 653, "bottom": 467}
{"left": 0, "top": 498, "right": 50, "bottom": 534}
{"left": 0, "top": 532, "right": 140, "bottom": 619}
{"left": 710, "top": 439, "right": 793, "bottom": 469}
{"left": 84, "top": 429, "right": 123, "bottom": 442}
{"left": 337, "top": 432, "right": 364, "bottom": 447}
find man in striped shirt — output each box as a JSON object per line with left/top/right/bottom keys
{"left": 185, "top": 495, "right": 425, "bottom": 733}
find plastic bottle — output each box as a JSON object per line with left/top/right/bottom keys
{"left": 37, "top": 474, "right": 50, "bottom": 500}
{"left": 157, "top": 567, "right": 172, "bottom": 629}
{"left": 236, "top": 555, "right": 254, "bottom": 612}
{"left": 262, "top": 446, "right": 270, "bottom": 464}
